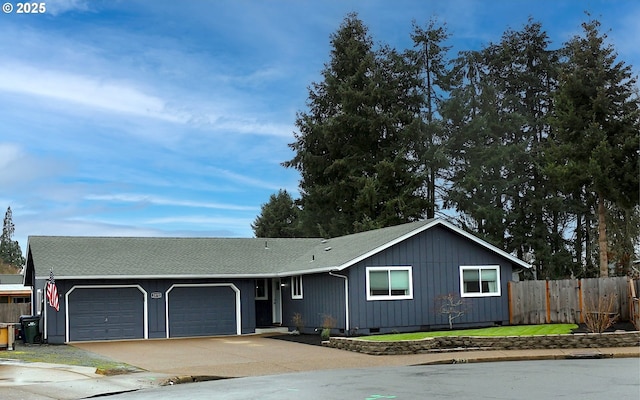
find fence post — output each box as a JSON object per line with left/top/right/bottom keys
{"left": 545, "top": 280, "right": 551, "bottom": 324}
{"left": 627, "top": 277, "right": 636, "bottom": 328}
{"left": 508, "top": 281, "right": 513, "bottom": 324}
{"left": 577, "top": 279, "right": 583, "bottom": 324}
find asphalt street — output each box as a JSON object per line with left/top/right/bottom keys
{"left": 104, "top": 358, "right": 640, "bottom": 400}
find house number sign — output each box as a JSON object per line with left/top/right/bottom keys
{"left": 151, "top": 292, "right": 162, "bottom": 299}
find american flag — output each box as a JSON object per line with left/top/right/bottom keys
{"left": 46, "top": 269, "right": 59, "bottom": 311}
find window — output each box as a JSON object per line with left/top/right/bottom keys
{"left": 12, "top": 297, "right": 29, "bottom": 304}
{"left": 366, "top": 266, "right": 413, "bottom": 300}
{"left": 255, "top": 279, "right": 268, "bottom": 300}
{"left": 291, "top": 275, "right": 303, "bottom": 299}
{"left": 460, "top": 265, "right": 500, "bottom": 297}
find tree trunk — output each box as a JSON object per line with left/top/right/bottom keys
{"left": 597, "top": 193, "right": 609, "bottom": 277}
{"left": 427, "top": 168, "right": 435, "bottom": 219}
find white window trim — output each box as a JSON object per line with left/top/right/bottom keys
{"left": 291, "top": 275, "right": 303, "bottom": 299}
{"left": 459, "top": 265, "right": 501, "bottom": 297}
{"left": 366, "top": 266, "right": 413, "bottom": 301}
{"left": 255, "top": 278, "right": 268, "bottom": 300}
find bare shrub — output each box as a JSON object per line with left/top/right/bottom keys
{"left": 435, "top": 293, "right": 468, "bottom": 330}
{"left": 321, "top": 314, "right": 336, "bottom": 329}
{"left": 584, "top": 293, "right": 618, "bottom": 333}
{"left": 320, "top": 314, "right": 336, "bottom": 340}
{"left": 291, "top": 312, "right": 304, "bottom": 332}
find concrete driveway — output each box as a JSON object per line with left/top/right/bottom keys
{"left": 70, "top": 334, "right": 640, "bottom": 379}
{"left": 73, "top": 334, "right": 405, "bottom": 378}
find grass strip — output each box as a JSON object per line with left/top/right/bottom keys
{"left": 0, "top": 343, "right": 139, "bottom": 373}
{"left": 362, "top": 324, "right": 578, "bottom": 341}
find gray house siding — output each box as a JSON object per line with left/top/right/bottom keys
{"left": 281, "top": 273, "right": 345, "bottom": 334}
{"left": 348, "top": 225, "right": 514, "bottom": 334}
{"left": 38, "top": 278, "right": 257, "bottom": 344}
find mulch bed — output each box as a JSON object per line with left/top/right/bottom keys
{"left": 267, "top": 333, "right": 325, "bottom": 346}
{"left": 570, "top": 321, "right": 637, "bottom": 334}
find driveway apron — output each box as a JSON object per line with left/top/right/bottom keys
{"left": 72, "top": 335, "right": 395, "bottom": 377}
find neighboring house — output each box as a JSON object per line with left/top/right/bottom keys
{"left": 23, "top": 219, "right": 531, "bottom": 344}
{"left": 0, "top": 274, "right": 31, "bottom": 324}
{"left": 0, "top": 274, "right": 31, "bottom": 304}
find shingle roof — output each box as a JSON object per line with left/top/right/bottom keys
{"left": 27, "top": 219, "right": 530, "bottom": 280}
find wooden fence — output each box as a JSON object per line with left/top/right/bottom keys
{"left": 629, "top": 279, "right": 640, "bottom": 330}
{"left": 0, "top": 303, "right": 31, "bottom": 323}
{"left": 508, "top": 277, "right": 634, "bottom": 325}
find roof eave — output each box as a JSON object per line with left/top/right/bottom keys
{"left": 35, "top": 273, "right": 284, "bottom": 280}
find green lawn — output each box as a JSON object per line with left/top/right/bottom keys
{"left": 362, "top": 324, "right": 578, "bottom": 341}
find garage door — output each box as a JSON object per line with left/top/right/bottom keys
{"left": 168, "top": 285, "right": 238, "bottom": 337}
{"left": 68, "top": 287, "right": 145, "bottom": 341}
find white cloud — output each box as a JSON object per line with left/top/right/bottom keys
{"left": 215, "top": 119, "right": 294, "bottom": 138}
{"left": 145, "top": 215, "right": 253, "bottom": 227}
{"left": 0, "top": 64, "right": 189, "bottom": 123}
{"left": 0, "top": 143, "right": 21, "bottom": 170}
{"left": 203, "top": 167, "right": 289, "bottom": 192}
{"left": 0, "top": 143, "right": 65, "bottom": 186}
{"left": 84, "top": 193, "right": 259, "bottom": 212}
{"left": 45, "top": 0, "right": 90, "bottom": 16}
{"left": 0, "top": 61, "right": 295, "bottom": 140}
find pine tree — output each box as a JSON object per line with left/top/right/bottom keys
{"left": 549, "top": 18, "right": 640, "bottom": 277}
{"left": 408, "top": 18, "right": 452, "bottom": 219}
{"left": 251, "top": 190, "right": 302, "bottom": 238}
{"left": 442, "top": 20, "right": 581, "bottom": 278}
{"left": 0, "top": 206, "right": 25, "bottom": 270}
{"left": 284, "top": 13, "right": 428, "bottom": 237}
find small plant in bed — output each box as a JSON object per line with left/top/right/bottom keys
{"left": 291, "top": 312, "right": 304, "bottom": 335}
{"left": 320, "top": 314, "right": 337, "bottom": 341}
{"left": 362, "top": 324, "right": 578, "bottom": 341}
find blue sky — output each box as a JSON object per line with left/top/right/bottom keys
{"left": 2, "top": 0, "right": 639, "bottom": 253}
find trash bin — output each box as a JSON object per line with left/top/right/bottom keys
{"left": 20, "top": 315, "right": 42, "bottom": 344}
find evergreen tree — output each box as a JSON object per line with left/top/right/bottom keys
{"left": 606, "top": 204, "right": 640, "bottom": 276}
{"left": 442, "top": 20, "right": 579, "bottom": 278}
{"left": 549, "top": 18, "right": 640, "bottom": 277}
{"left": 251, "top": 190, "right": 302, "bottom": 238}
{"left": 284, "top": 14, "right": 428, "bottom": 237}
{"left": 408, "top": 18, "right": 452, "bottom": 219}
{"left": 0, "top": 206, "right": 25, "bottom": 269}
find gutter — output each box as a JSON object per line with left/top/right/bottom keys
{"left": 329, "top": 271, "right": 349, "bottom": 332}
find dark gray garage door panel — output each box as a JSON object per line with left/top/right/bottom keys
{"left": 69, "top": 287, "right": 145, "bottom": 341}
{"left": 169, "top": 286, "right": 237, "bottom": 337}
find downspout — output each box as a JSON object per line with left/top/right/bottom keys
{"left": 329, "top": 271, "right": 349, "bottom": 332}
{"left": 42, "top": 280, "right": 48, "bottom": 342}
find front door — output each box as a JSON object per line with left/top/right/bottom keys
{"left": 271, "top": 278, "right": 282, "bottom": 325}
{"left": 254, "top": 278, "right": 271, "bottom": 327}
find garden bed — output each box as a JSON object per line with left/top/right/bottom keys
{"left": 327, "top": 329, "right": 640, "bottom": 355}
{"left": 570, "top": 321, "right": 637, "bottom": 334}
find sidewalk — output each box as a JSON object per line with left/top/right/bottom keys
{"left": 0, "top": 359, "right": 168, "bottom": 400}
{"left": 1, "top": 335, "right": 638, "bottom": 400}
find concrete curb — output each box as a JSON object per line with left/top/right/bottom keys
{"left": 160, "top": 375, "right": 230, "bottom": 386}
{"left": 413, "top": 350, "right": 639, "bottom": 366}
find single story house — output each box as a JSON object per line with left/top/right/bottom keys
{"left": 24, "top": 218, "right": 531, "bottom": 344}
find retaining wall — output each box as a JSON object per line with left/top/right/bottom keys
{"left": 327, "top": 331, "right": 640, "bottom": 355}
